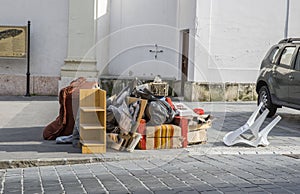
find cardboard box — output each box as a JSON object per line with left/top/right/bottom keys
{"left": 187, "top": 129, "right": 207, "bottom": 144}
{"left": 173, "top": 102, "right": 196, "bottom": 117}
{"left": 188, "top": 121, "right": 212, "bottom": 132}
{"left": 174, "top": 115, "right": 210, "bottom": 145}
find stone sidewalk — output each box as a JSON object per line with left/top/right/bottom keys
{"left": 1, "top": 154, "right": 299, "bottom": 193}
{"left": 0, "top": 96, "right": 299, "bottom": 168}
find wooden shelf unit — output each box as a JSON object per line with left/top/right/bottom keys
{"left": 79, "top": 89, "right": 106, "bottom": 154}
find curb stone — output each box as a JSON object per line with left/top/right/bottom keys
{"left": 0, "top": 155, "right": 179, "bottom": 169}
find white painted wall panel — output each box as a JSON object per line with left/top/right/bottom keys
{"left": 2, "top": 0, "right": 298, "bottom": 84}
{"left": 107, "top": 0, "right": 180, "bottom": 78}
{"left": 96, "top": 0, "right": 111, "bottom": 74}
{"left": 288, "top": 0, "right": 300, "bottom": 38}
{"left": 0, "top": 0, "right": 68, "bottom": 76}
{"left": 107, "top": 0, "right": 196, "bottom": 79}
{"left": 194, "top": 0, "right": 288, "bottom": 83}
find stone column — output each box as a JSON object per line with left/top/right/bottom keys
{"left": 61, "top": 0, "right": 98, "bottom": 81}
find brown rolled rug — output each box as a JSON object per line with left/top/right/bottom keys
{"left": 43, "top": 77, "right": 98, "bottom": 140}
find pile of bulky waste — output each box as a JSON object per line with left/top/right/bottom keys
{"left": 43, "top": 76, "right": 212, "bottom": 153}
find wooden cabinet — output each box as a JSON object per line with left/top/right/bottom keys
{"left": 79, "top": 89, "right": 106, "bottom": 154}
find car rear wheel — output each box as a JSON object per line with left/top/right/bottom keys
{"left": 258, "top": 86, "right": 277, "bottom": 117}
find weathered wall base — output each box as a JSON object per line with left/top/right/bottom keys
{"left": 0, "top": 74, "right": 59, "bottom": 96}
{"left": 99, "top": 78, "right": 257, "bottom": 102}
{"left": 1, "top": 75, "right": 257, "bottom": 101}
{"left": 184, "top": 82, "right": 257, "bottom": 102}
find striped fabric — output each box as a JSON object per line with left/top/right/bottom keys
{"left": 140, "top": 136, "right": 183, "bottom": 149}
{"left": 138, "top": 124, "right": 183, "bottom": 150}
{"left": 146, "top": 125, "right": 181, "bottom": 137}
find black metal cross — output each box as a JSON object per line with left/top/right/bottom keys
{"left": 149, "top": 44, "right": 163, "bottom": 59}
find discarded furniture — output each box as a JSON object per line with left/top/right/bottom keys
{"left": 186, "top": 115, "right": 211, "bottom": 145}
{"left": 79, "top": 88, "right": 106, "bottom": 154}
{"left": 174, "top": 115, "right": 211, "bottom": 145}
{"left": 173, "top": 102, "right": 211, "bottom": 145}
{"left": 137, "top": 114, "right": 211, "bottom": 150}
{"left": 137, "top": 120, "right": 187, "bottom": 150}
{"left": 43, "top": 77, "right": 98, "bottom": 140}
{"left": 223, "top": 102, "right": 281, "bottom": 147}
{"left": 109, "top": 97, "right": 148, "bottom": 152}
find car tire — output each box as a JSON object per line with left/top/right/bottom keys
{"left": 258, "top": 86, "right": 277, "bottom": 117}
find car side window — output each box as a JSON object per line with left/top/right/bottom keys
{"left": 295, "top": 49, "right": 300, "bottom": 71}
{"left": 279, "top": 47, "right": 296, "bottom": 67}
{"left": 269, "top": 47, "right": 279, "bottom": 63}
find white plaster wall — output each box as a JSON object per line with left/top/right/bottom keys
{"left": 96, "top": 0, "right": 111, "bottom": 74}
{"left": 0, "top": 0, "right": 68, "bottom": 77}
{"left": 178, "top": 0, "right": 197, "bottom": 81}
{"left": 194, "top": 0, "right": 288, "bottom": 83}
{"left": 107, "top": 0, "right": 182, "bottom": 79}
{"left": 108, "top": 24, "right": 180, "bottom": 78}
{"left": 178, "top": 0, "right": 196, "bottom": 30}
{"left": 288, "top": 0, "right": 300, "bottom": 38}
{"left": 105, "top": 0, "right": 197, "bottom": 79}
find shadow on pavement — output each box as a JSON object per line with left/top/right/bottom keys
{"left": 0, "top": 126, "right": 80, "bottom": 153}
{"left": 0, "top": 109, "right": 299, "bottom": 153}
{"left": 0, "top": 96, "right": 58, "bottom": 101}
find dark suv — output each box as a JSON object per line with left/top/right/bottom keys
{"left": 256, "top": 38, "right": 300, "bottom": 117}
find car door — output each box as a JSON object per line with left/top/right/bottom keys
{"left": 273, "top": 46, "right": 296, "bottom": 102}
{"left": 289, "top": 46, "right": 300, "bottom": 105}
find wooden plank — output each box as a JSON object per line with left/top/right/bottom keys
{"left": 127, "top": 97, "right": 147, "bottom": 133}
{"left": 188, "top": 122, "right": 212, "bottom": 132}
{"left": 80, "top": 111, "right": 104, "bottom": 126}
{"left": 81, "top": 144, "right": 106, "bottom": 154}
{"left": 80, "top": 140, "right": 105, "bottom": 145}
{"left": 80, "top": 124, "right": 105, "bottom": 143}
{"left": 80, "top": 107, "right": 105, "bottom": 112}
{"left": 80, "top": 124, "right": 105, "bottom": 130}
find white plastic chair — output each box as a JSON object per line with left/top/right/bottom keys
{"left": 223, "top": 102, "right": 281, "bottom": 147}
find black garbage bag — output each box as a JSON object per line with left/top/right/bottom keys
{"left": 133, "top": 87, "right": 175, "bottom": 126}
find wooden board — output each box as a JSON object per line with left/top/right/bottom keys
{"left": 81, "top": 144, "right": 106, "bottom": 154}
{"left": 127, "top": 97, "right": 147, "bottom": 133}
{"left": 80, "top": 89, "right": 106, "bottom": 154}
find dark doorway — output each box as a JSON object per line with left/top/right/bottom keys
{"left": 181, "top": 29, "right": 189, "bottom": 95}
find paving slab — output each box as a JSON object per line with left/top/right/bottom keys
{"left": 1, "top": 153, "right": 299, "bottom": 193}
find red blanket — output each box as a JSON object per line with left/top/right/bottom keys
{"left": 43, "top": 77, "right": 98, "bottom": 140}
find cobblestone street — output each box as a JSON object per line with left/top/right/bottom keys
{"left": 1, "top": 154, "right": 300, "bottom": 194}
